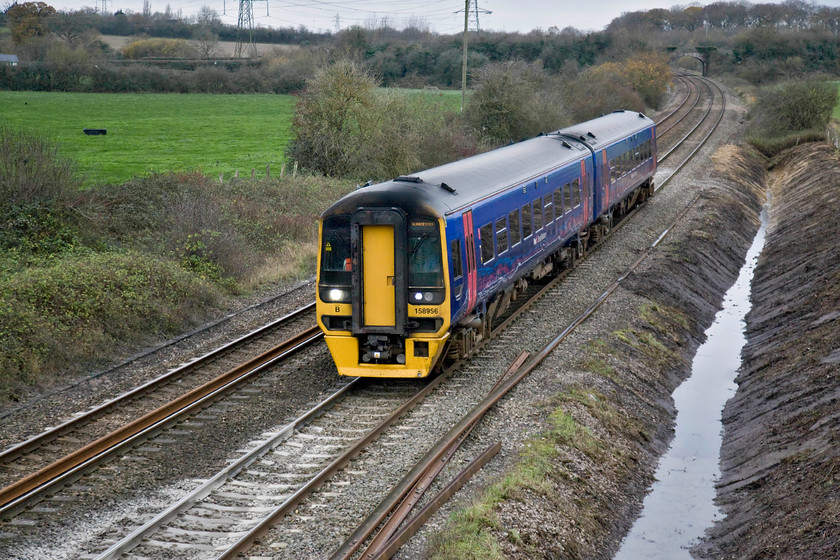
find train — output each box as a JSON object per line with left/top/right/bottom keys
{"left": 316, "top": 110, "right": 657, "bottom": 378}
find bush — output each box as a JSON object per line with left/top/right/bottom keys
{"left": 745, "top": 79, "right": 836, "bottom": 155}
{"left": 122, "top": 38, "right": 199, "bottom": 59}
{"left": 286, "top": 59, "right": 381, "bottom": 178}
{"left": 0, "top": 125, "right": 79, "bottom": 211}
{"left": 565, "top": 63, "right": 645, "bottom": 121}
{"left": 0, "top": 251, "right": 224, "bottom": 399}
{"left": 80, "top": 171, "right": 353, "bottom": 284}
{"left": 0, "top": 126, "right": 81, "bottom": 262}
{"left": 750, "top": 79, "right": 837, "bottom": 136}
{"left": 465, "top": 60, "right": 572, "bottom": 144}
{"left": 287, "top": 59, "right": 474, "bottom": 180}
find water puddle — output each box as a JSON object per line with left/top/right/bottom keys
{"left": 614, "top": 198, "right": 770, "bottom": 559}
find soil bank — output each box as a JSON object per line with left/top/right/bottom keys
{"left": 696, "top": 143, "right": 840, "bottom": 559}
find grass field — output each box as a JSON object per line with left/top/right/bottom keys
{"left": 0, "top": 92, "right": 296, "bottom": 186}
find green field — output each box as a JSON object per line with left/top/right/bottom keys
{"left": 0, "top": 92, "right": 296, "bottom": 186}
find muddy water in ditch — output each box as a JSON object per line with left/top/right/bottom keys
{"left": 614, "top": 199, "right": 770, "bottom": 560}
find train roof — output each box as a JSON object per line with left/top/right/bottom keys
{"left": 557, "top": 110, "right": 654, "bottom": 151}
{"left": 321, "top": 110, "right": 654, "bottom": 220}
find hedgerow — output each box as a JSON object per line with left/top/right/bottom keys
{"left": 0, "top": 251, "right": 223, "bottom": 399}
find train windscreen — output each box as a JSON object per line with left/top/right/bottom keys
{"left": 408, "top": 219, "right": 443, "bottom": 288}
{"left": 320, "top": 214, "right": 352, "bottom": 287}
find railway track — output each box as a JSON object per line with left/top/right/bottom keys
{"left": 1, "top": 72, "right": 729, "bottom": 559}
{"left": 88, "top": 73, "right": 727, "bottom": 560}
{"left": 0, "top": 72, "right": 700, "bottom": 519}
{"left": 0, "top": 304, "right": 321, "bottom": 517}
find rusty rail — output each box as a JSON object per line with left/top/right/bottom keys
{"left": 0, "top": 325, "right": 323, "bottom": 515}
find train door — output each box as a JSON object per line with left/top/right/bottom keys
{"left": 362, "top": 225, "right": 395, "bottom": 326}
{"left": 351, "top": 208, "right": 408, "bottom": 334}
{"left": 462, "top": 211, "right": 478, "bottom": 314}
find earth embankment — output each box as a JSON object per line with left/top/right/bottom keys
{"left": 697, "top": 143, "right": 840, "bottom": 559}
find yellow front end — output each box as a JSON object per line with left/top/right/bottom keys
{"left": 316, "top": 215, "right": 452, "bottom": 378}
{"left": 322, "top": 330, "right": 450, "bottom": 378}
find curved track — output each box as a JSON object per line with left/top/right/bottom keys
{"left": 1, "top": 73, "right": 729, "bottom": 560}
{"left": 0, "top": 305, "right": 321, "bottom": 517}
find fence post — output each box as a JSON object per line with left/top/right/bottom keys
{"left": 293, "top": 161, "right": 298, "bottom": 177}
{"left": 219, "top": 172, "right": 224, "bottom": 183}
{"left": 266, "top": 164, "right": 271, "bottom": 178}
{"left": 234, "top": 170, "right": 239, "bottom": 179}
{"left": 280, "top": 163, "right": 286, "bottom": 177}
{"left": 251, "top": 168, "right": 256, "bottom": 180}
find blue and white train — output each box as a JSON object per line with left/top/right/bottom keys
{"left": 316, "top": 110, "right": 657, "bottom": 378}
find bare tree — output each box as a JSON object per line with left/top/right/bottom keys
{"left": 194, "top": 25, "right": 219, "bottom": 59}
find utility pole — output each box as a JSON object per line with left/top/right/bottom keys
{"left": 461, "top": 0, "right": 469, "bottom": 112}
{"left": 234, "top": 0, "right": 265, "bottom": 58}
{"left": 460, "top": 0, "right": 490, "bottom": 112}
{"left": 99, "top": 0, "right": 110, "bottom": 15}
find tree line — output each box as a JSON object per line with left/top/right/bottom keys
{"left": 4, "top": 0, "right": 840, "bottom": 94}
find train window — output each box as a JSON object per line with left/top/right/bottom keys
{"left": 320, "top": 214, "right": 352, "bottom": 287}
{"left": 532, "top": 198, "right": 543, "bottom": 232}
{"left": 553, "top": 188, "right": 563, "bottom": 217}
{"left": 495, "top": 217, "right": 508, "bottom": 254}
{"left": 408, "top": 219, "right": 444, "bottom": 288}
{"left": 544, "top": 194, "right": 554, "bottom": 224}
{"left": 521, "top": 204, "right": 532, "bottom": 238}
{"left": 480, "top": 223, "right": 494, "bottom": 263}
{"left": 564, "top": 182, "right": 572, "bottom": 213}
{"left": 450, "top": 240, "right": 463, "bottom": 281}
{"left": 509, "top": 209, "right": 521, "bottom": 246}
{"left": 572, "top": 178, "right": 581, "bottom": 208}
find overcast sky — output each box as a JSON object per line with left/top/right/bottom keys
{"left": 40, "top": 0, "right": 840, "bottom": 34}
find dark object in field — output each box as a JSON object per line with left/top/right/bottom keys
{"left": 83, "top": 128, "right": 107, "bottom": 135}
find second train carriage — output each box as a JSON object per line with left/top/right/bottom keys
{"left": 316, "top": 110, "right": 657, "bottom": 378}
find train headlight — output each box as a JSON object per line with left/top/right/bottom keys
{"left": 328, "top": 288, "right": 348, "bottom": 302}
{"left": 413, "top": 292, "right": 424, "bottom": 302}
{"left": 423, "top": 292, "right": 434, "bottom": 302}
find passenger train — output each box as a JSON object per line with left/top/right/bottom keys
{"left": 316, "top": 110, "right": 657, "bottom": 378}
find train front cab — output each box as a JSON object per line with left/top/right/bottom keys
{"left": 316, "top": 209, "right": 451, "bottom": 378}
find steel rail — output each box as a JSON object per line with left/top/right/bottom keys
{"left": 0, "top": 302, "right": 316, "bottom": 465}
{"left": 331, "top": 74, "right": 730, "bottom": 560}
{"left": 213, "top": 361, "right": 464, "bottom": 560}
{"left": 0, "top": 325, "right": 323, "bottom": 516}
{"left": 658, "top": 75, "right": 715, "bottom": 164}
{"left": 656, "top": 75, "right": 701, "bottom": 136}
{"left": 339, "top": 352, "right": 531, "bottom": 560}
{"left": 91, "top": 377, "right": 360, "bottom": 560}
{"left": 657, "top": 76, "right": 727, "bottom": 191}
{"left": 368, "top": 441, "right": 502, "bottom": 560}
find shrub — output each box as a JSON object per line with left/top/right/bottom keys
{"left": 751, "top": 79, "right": 837, "bottom": 136}
{"left": 0, "top": 125, "right": 79, "bottom": 211}
{"left": 80, "top": 171, "right": 354, "bottom": 284}
{"left": 0, "top": 125, "right": 81, "bottom": 261}
{"left": 0, "top": 251, "right": 224, "bottom": 399}
{"left": 122, "top": 38, "right": 198, "bottom": 60}
{"left": 465, "top": 60, "right": 572, "bottom": 144}
{"left": 621, "top": 52, "right": 672, "bottom": 108}
{"left": 745, "top": 79, "right": 836, "bottom": 155}
{"left": 566, "top": 63, "right": 645, "bottom": 121}
{"left": 287, "top": 59, "right": 473, "bottom": 180}
{"left": 286, "top": 59, "right": 381, "bottom": 178}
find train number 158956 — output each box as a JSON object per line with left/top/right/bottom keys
{"left": 414, "top": 307, "right": 438, "bottom": 315}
